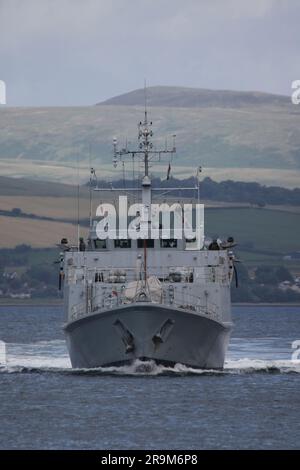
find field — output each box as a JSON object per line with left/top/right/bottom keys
{"left": 0, "top": 173, "right": 298, "bottom": 272}
{"left": 0, "top": 196, "right": 90, "bottom": 220}
{"left": 205, "top": 207, "right": 300, "bottom": 272}
{"left": 0, "top": 215, "right": 88, "bottom": 248}
{"left": 0, "top": 194, "right": 255, "bottom": 221}
{"left": 0, "top": 87, "right": 300, "bottom": 188}
{"left": 205, "top": 207, "right": 300, "bottom": 253}
{"left": 0, "top": 201, "right": 299, "bottom": 263}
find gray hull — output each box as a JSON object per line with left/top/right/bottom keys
{"left": 64, "top": 303, "right": 232, "bottom": 369}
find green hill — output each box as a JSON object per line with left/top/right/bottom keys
{"left": 0, "top": 175, "right": 84, "bottom": 197}
{"left": 0, "top": 86, "right": 300, "bottom": 184}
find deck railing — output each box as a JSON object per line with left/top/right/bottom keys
{"left": 66, "top": 265, "right": 229, "bottom": 285}
{"left": 69, "top": 285, "right": 221, "bottom": 324}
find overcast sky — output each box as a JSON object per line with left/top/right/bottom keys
{"left": 0, "top": 0, "right": 299, "bottom": 106}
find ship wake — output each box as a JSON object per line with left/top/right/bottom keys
{"left": 0, "top": 339, "right": 300, "bottom": 376}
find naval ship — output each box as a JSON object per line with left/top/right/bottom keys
{"left": 59, "top": 109, "right": 236, "bottom": 369}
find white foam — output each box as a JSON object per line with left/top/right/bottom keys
{"left": 225, "top": 358, "right": 300, "bottom": 374}
{"left": 4, "top": 340, "right": 71, "bottom": 370}
{"left": 0, "top": 340, "right": 6, "bottom": 366}
{"left": 1, "top": 339, "right": 300, "bottom": 376}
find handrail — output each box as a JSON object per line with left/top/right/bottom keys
{"left": 69, "top": 287, "right": 220, "bottom": 323}
{"left": 66, "top": 265, "right": 229, "bottom": 285}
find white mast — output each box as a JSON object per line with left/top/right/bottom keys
{"left": 112, "top": 96, "right": 176, "bottom": 221}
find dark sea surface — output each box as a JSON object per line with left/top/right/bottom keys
{"left": 0, "top": 305, "right": 299, "bottom": 450}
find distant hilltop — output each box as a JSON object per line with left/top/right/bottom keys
{"left": 97, "top": 85, "right": 290, "bottom": 108}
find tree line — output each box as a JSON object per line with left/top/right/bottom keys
{"left": 92, "top": 176, "right": 300, "bottom": 206}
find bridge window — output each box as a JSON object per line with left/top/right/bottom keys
{"left": 114, "top": 239, "right": 132, "bottom": 248}
{"left": 94, "top": 239, "right": 107, "bottom": 249}
{"left": 137, "top": 239, "right": 155, "bottom": 248}
{"left": 160, "top": 239, "right": 177, "bottom": 248}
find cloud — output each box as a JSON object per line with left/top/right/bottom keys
{"left": 0, "top": 0, "right": 299, "bottom": 105}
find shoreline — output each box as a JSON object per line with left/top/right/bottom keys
{"left": 233, "top": 302, "right": 300, "bottom": 307}
{"left": 0, "top": 300, "right": 300, "bottom": 308}
{"left": 0, "top": 299, "right": 63, "bottom": 307}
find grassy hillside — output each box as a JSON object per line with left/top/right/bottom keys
{"left": 206, "top": 207, "right": 300, "bottom": 276}
{"left": 205, "top": 207, "right": 300, "bottom": 255}
{"left": 0, "top": 177, "right": 298, "bottom": 266}
{"left": 0, "top": 87, "right": 300, "bottom": 186}
{"left": 0, "top": 215, "right": 88, "bottom": 248}
{"left": 0, "top": 201, "right": 299, "bottom": 261}
{"left": 0, "top": 175, "right": 87, "bottom": 197}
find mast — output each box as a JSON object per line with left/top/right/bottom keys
{"left": 89, "top": 167, "right": 96, "bottom": 230}
{"left": 139, "top": 109, "right": 152, "bottom": 211}
{"left": 139, "top": 109, "right": 152, "bottom": 283}
{"left": 112, "top": 92, "right": 177, "bottom": 281}
{"left": 112, "top": 99, "right": 176, "bottom": 217}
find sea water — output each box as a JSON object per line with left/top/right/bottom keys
{"left": 0, "top": 305, "right": 299, "bottom": 449}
